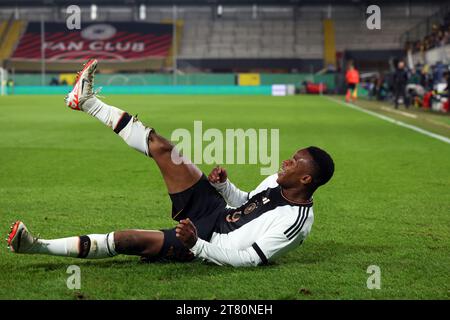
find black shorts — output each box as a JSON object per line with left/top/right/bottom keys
{"left": 157, "top": 175, "right": 227, "bottom": 262}
{"left": 348, "top": 83, "right": 356, "bottom": 90}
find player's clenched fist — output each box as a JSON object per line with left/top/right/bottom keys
{"left": 208, "top": 166, "right": 228, "bottom": 184}
{"left": 175, "top": 218, "right": 198, "bottom": 249}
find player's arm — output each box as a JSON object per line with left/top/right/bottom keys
{"left": 208, "top": 166, "right": 249, "bottom": 208}
{"left": 193, "top": 233, "right": 295, "bottom": 267}
{"left": 175, "top": 219, "right": 261, "bottom": 267}
{"left": 176, "top": 219, "right": 295, "bottom": 267}
{"left": 191, "top": 238, "right": 263, "bottom": 267}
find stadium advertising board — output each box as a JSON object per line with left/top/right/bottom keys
{"left": 12, "top": 22, "right": 173, "bottom": 61}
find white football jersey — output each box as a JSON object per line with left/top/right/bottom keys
{"left": 190, "top": 174, "right": 314, "bottom": 267}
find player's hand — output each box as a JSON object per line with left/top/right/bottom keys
{"left": 208, "top": 166, "right": 228, "bottom": 184}
{"left": 175, "top": 218, "right": 198, "bottom": 249}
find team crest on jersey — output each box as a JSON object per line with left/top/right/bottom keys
{"left": 244, "top": 202, "right": 257, "bottom": 215}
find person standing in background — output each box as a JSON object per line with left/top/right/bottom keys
{"left": 345, "top": 64, "right": 360, "bottom": 103}
{"left": 393, "top": 61, "right": 409, "bottom": 109}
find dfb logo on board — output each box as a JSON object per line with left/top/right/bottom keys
{"left": 366, "top": 5, "right": 381, "bottom": 30}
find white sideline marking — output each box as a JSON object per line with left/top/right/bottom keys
{"left": 327, "top": 97, "right": 450, "bottom": 145}
{"left": 380, "top": 106, "right": 418, "bottom": 119}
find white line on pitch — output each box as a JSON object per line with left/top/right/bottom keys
{"left": 326, "top": 97, "right": 450, "bottom": 145}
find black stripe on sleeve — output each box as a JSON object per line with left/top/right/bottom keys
{"left": 113, "top": 112, "right": 132, "bottom": 134}
{"left": 286, "top": 208, "right": 307, "bottom": 239}
{"left": 287, "top": 207, "right": 310, "bottom": 240}
{"left": 252, "top": 243, "right": 268, "bottom": 265}
{"left": 284, "top": 207, "right": 304, "bottom": 236}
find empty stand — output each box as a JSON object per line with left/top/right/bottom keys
{"left": 0, "top": 3, "right": 445, "bottom": 65}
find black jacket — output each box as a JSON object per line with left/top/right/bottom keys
{"left": 393, "top": 68, "right": 408, "bottom": 87}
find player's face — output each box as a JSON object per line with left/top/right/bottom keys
{"left": 277, "top": 149, "right": 314, "bottom": 188}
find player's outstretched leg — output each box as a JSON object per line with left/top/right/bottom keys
{"left": 65, "top": 59, "right": 151, "bottom": 156}
{"left": 64, "top": 59, "right": 202, "bottom": 193}
{"left": 7, "top": 221, "right": 164, "bottom": 259}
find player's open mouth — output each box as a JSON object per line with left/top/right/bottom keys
{"left": 278, "top": 166, "right": 287, "bottom": 176}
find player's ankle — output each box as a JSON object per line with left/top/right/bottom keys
{"left": 80, "top": 96, "right": 97, "bottom": 113}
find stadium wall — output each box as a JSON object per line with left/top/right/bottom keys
{"left": 177, "top": 59, "right": 324, "bottom": 72}
{"left": 9, "top": 73, "right": 336, "bottom": 90}
{"left": 6, "top": 85, "right": 273, "bottom": 95}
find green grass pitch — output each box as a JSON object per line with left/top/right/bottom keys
{"left": 0, "top": 94, "right": 449, "bottom": 299}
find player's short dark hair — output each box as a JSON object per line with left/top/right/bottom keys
{"left": 306, "top": 146, "right": 335, "bottom": 188}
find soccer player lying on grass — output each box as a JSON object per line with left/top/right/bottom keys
{"left": 7, "top": 59, "right": 334, "bottom": 267}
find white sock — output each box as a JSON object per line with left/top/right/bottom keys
{"left": 31, "top": 233, "right": 117, "bottom": 259}
{"left": 82, "top": 97, "right": 152, "bottom": 156}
